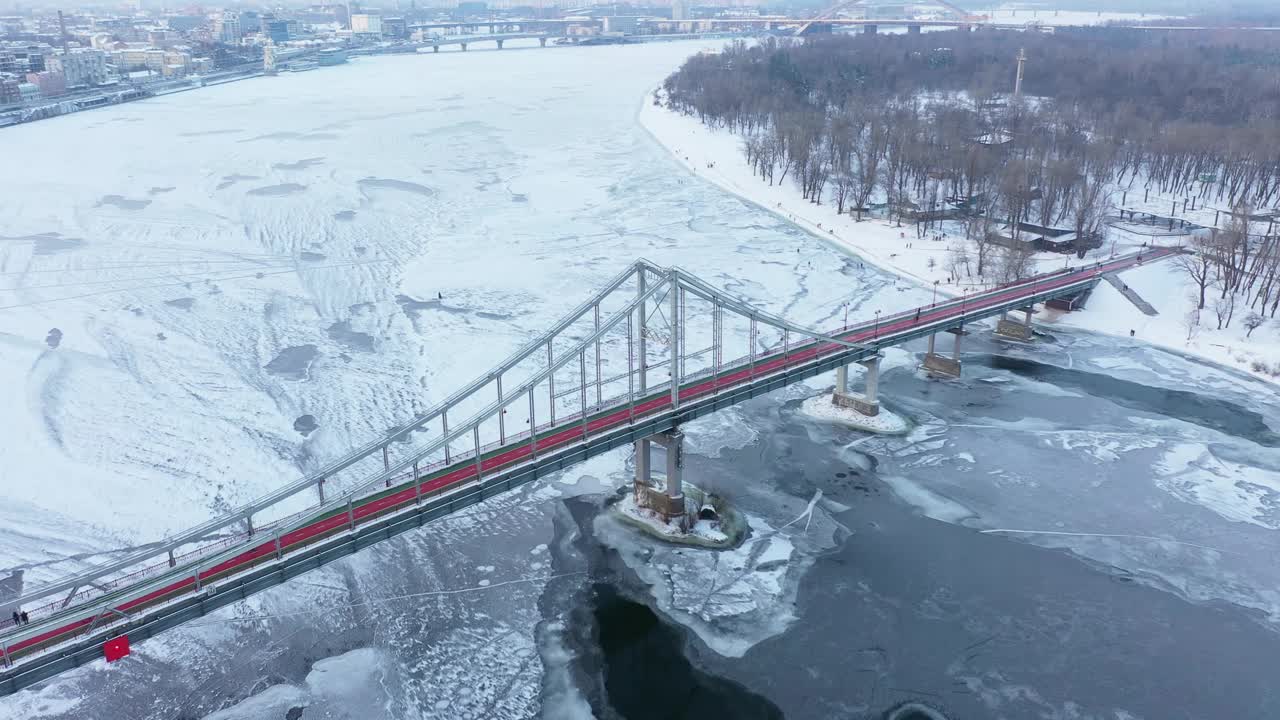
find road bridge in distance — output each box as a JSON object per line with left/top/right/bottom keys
{"left": 0, "top": 248, "right": 1181, "bottom": 696}
{"left": 416, "top": 32, "right": 553, "bottom": 51}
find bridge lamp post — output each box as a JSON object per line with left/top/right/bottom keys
{"left": 932, "top": 280, "right": 939, "bottom": 307}
{"left": 843, "top": 302, "right": 849, "bottom": 330}
{"left": 873, "top": 309, "right": 881, "bottom": 340}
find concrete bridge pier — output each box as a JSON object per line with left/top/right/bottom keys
{"left": 634, "top": 430, "right": 685, "bottom": 520}
{"left": 432, "top": 44, "right": 440, "bottom": 53}
{"left": 995, "top": 306, "right": 1035, "bottom": 341}
{"left": 539, "top": 37, "right": 547, "bottom": 47}
{"left": 922, "top": 328, "right": 965, "bottom": 378}
{"left": 496, "top": 39, "right": 504, "bottom": 49}
{"left": 460, "top": 42, "right": 468, "bottom": 51}
{"left": 834, "top": 353, "right": 883, "bottom": 416}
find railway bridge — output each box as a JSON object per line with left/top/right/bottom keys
{"left": 0, "top": 247, "right": 1178, "bottom": 695}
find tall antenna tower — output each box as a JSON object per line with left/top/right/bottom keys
{"left": 1014, "top": 47, "right": 1027, "bottom": 97}
{"left": 58, "top": 10, "right": 69, "bottom": 53}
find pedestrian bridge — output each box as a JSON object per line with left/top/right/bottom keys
{"left": 0, "top": 247, "right": 1178, "bottom": 695}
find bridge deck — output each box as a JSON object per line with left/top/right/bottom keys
{"left": 0, "top": 248, "right": 1179, "bottom": 695}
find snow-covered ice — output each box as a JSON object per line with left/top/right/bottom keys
{"left": 879, "top": 474, "right": 976, "bottom": 524}
{"left": 1154, "top": 442, "right": 1280, "bottom": 530}
{"left": 0, "top": 38, "right": 927, "bottom": 718}
{"left": 595, "top": 502, "right": 833, "bottom": 658}
{"left": 201, "top": 647, "right": 395, "bottom": 720}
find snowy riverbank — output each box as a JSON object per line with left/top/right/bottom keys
{"left": 638, "top": 98, "right": 1280, "bottom": 383}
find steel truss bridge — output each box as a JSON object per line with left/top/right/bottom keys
{"left": 0, "top": 248, "right": 1178, "bottom": 695}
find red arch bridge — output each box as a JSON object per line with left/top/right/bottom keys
{"left": 0, "top": 247, "right": 1178, "bottom": 695}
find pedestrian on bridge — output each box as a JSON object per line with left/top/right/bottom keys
{"left": 10, "top": 611, "right": 17, "bottom": 627}
{"left": 19, "top": 611, "right": 28, "bottom": 625}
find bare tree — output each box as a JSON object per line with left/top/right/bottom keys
{"left": 966, "top": 211, "right": 997, "bottom": 279}
{"left": 1243, "top": 312, "right": 1265, "bottom": 338}
{"left": 1175, "top": 237, "right": 1215, "bottom": 310}
{"left": 849, "top": 115, "right": 888, "bottom": 221}
{"left": 996, "top": 244, "right": 1036, "bottom": 284}
{"left": 1213, "top": 288, "right": 1237, "bottom": 329}
{"left": 1184, "top": 306, "right": 1201, "bottom": 342}
{"left": 946, "top": 240, "right": 972, "bottom": 281}
{"left": 1068, "top": 172, "right": 1113, "bottom": 259}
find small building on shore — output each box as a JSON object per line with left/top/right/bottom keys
{"left": 989, "top": 221, "right": 1101, "bottom": 254}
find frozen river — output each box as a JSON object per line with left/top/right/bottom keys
{"left": 1, "top": 40, "right": 1279, "bottom": 719}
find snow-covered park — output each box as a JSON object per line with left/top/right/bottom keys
{"left": 640, "top": 100, "right": 1280, "bottom": 383}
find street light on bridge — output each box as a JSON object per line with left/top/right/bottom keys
{"left": 873, "top": 309, "right": 881, "bottom": 340}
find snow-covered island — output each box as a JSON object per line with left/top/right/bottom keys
{"left": 640, "top": 91, "right": 1280, "bottom": 384}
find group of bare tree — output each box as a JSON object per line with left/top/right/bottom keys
{"left": 664, "top": 43, "right": 1115, "bottom": 270}
{"left": 1177, "top": 208, "right": 1280, "bottom": 337}
{"left": 667, "top": 31, "right": 1280, "bottom": 210}
{"left": 663, "top": 29, "right": 1280, "bottom": 333}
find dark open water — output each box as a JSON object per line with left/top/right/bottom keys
{"left": 577, "top": 345, "right": 1280, "bottom": 719}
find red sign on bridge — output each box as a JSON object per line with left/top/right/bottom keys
{"left": 103, "top": 635, "right": 130, "bottom": 662}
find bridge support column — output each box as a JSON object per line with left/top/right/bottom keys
{"left": 922, "top": 328, "right": 964, "bottom": 378}
{"left": 863, "top": 24, "right": 878, "bottom": 34}
{"left": 634, "top": 436, "right": 650, "bottom": 500}
{"left": 496, "top": 39, "right": 504, "bottom": 49}
{"left": 460, "top": 42, "right": 467, "bottom": 51}
{"left": 433, "top": 44, "right": 440, "bottom": 53}
{"left": 995, "top": 305, "right": 1035, "bottom": 341}
{"left": 540, "top": 37, "right": 547, "bottom": 47}
{"left": 634, "top": 430, "right": 685, "bottom": 521}
{"left": 833, "top": 353, "right": 882, "bottom": 417}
